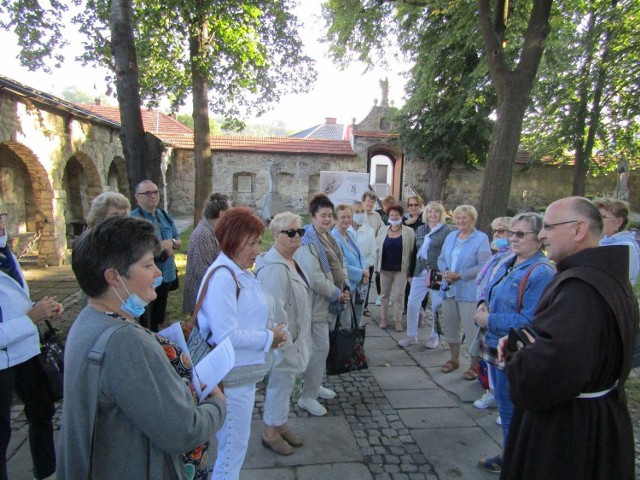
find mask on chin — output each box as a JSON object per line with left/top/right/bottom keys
{"left": 0, "top": 235, "right": 7, "bottom": 249}
{"left": 493, "top": 237, "right": 510, "bottom": 250}
{"left": 113, "top": 273, "right": 151, "bottom": 318}
{"left": 388, "top": 219, "right": 403, "bottom": 227}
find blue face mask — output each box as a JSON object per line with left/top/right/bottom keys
{"left": 352, "top": 213, "right": 365, "bottom": 225}
{"left": 113, "top": 273, "right": 151, "bottom": 318}
{"left": 493, "top": 237, "right": 510, "bottom": 250}
{"left": 0, "top": 235, "right": 6, "bottom": 248}
{"left": 153, "top": 276, "right": 163, "bottom": 288}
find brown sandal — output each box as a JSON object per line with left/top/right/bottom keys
{"left": 463, "top": 369, "right": 478, "bottom": 381}
{"left": 441, "top": 360, "right": 460, "bottom": 373}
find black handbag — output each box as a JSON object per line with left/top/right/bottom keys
{"left": 169, "top": 267, "right": 180, "bottom": 291}
{"left": 326, "top": 297, "right": 368, "bottom": 375}
{"left": 37, "top": 320, "right": 64, "bottom": 402}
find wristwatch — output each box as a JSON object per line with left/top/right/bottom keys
{"left": 171, "top": 238, "right": 177, "bottom": 249}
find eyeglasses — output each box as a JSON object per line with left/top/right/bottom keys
{"left": 508, "top": 230, "right": 536, "bottom": 239}
{"left": 137, "top": 190, "right": 160, "bottom": 197}
{"left": 492, "top": 228, "right": 508, "bottom": 235}
{"left": 541, "top": 220, "right": 578, "bottom": 231}
{"left": 408, "top": 203, "right": 419, "bottom": 207}
{"left": 280, "top": 228, "right": 306, "bottom": 238}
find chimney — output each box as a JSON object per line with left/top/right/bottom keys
{"left": 325, "top": 117, "right": 337, "bottom": 125}
{"left": 94, "top": 98, "right": 101, "bottom": 106}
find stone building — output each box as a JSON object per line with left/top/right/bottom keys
{"left": 1, "top": 74, "right": 635, "bottom": 265}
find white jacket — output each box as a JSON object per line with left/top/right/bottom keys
{"left": 0, "top": 256, "right": 39, "bottom": 370}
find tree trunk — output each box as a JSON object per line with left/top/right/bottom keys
{"left": 110, "top": 0, "right": 154, "bottom": 201}
{"left": 424, "top": 161, "right": 452, "bottom": 202}
{"left": 475, "top": 0, "right": 552, "bottom": 231}
{"left": 190, "top": 27, "right": 213, "bottom": 226}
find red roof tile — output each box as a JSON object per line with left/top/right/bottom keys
{"left": 78, "top": 104, "right": 193, "bottom": 135}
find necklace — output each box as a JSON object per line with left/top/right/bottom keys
{"left": 104, "top": 311, "right": 135, "bottom": 324}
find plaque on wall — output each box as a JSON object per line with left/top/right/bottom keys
{"left": 237, "top": 175, "right": 252, "bottom": 193}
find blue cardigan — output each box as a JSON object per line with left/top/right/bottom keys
{"left": 437, "top": 228, "right": 492, "bottom": 301}
{"left": 331, "top": 227, "right": 366, "bottom": 291}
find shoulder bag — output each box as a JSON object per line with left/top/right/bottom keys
{"left": 326, "top": 296, "right": 368, "bottom": 375}
{"left": 37, "top": 320, "right": 65, "bottom": 402}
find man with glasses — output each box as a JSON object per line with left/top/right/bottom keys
{"left": 498, "top": 196, "right": 638, "bottom": 480}
{"left": 131, "top": 180, "right": 182, "bottom": 331}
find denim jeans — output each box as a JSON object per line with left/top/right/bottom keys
{"left": 490, "top": 363, "right": 515, "bottom": 447}
{"left": 213, "top": 382, "right": 256, "bottom": 480}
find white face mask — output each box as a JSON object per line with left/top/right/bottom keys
{"left": 388, "top": 219, "right": 402, "bottom": 227}
{"left": 0, "top": 235, "right": 7, "bottom": 249}
{"left": 352, "top": 213, "right": 364, "bottom": 225}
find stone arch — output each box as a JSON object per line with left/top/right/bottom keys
{"left": 0, "top": 141, "right": 58, "bottom": 265}
{"left": 368, "top": 145, "right": 403, "bottom": 200}
{"left": 57, "top": 152, "right": 103, "bottom": 249}
{"left": 107, "top": 156, "right": 130, "bottom": 197}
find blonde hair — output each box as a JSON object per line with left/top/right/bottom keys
{"left": 452, "top": 205, "right": 478, "bottom": 222}
{"left": 87, "top": 192, "right": 131, "bottom": 228}
{"left": 422, "top": 201, "right": 445, "bottom": 224}
{"left": 490, "top": 216, "right": 512, "bottom": 231}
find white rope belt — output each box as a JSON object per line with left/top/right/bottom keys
{"left": 577, "top": 380, "right": 618, "bottom": 399}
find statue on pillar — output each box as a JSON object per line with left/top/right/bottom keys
{"left": 268, "top": 160, "right": 280, "bottom": 194}
{"left": 379, "top": 78, "right": 389, "bottom": 107}
{"left": 615, "top": 155, "right": 630, "bottom": 202}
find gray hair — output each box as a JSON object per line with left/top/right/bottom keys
{"left": 511, "top": 212, "right": 544, "bottom": 234}
{"left": 269, "top": 212, "right": 302, "bottom": 237}
{"left": 453, "top": 204, "right": 478, "bottom": 222}
{"left": 87, "top": 192, "right": 131, "bottom": 228}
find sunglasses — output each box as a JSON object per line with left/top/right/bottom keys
{"left": 408, "top": 203, "right": 419, "bottom": 207}
{"left": 280, "top": 228, "right": 306, "bottom": 238}
{"left": 508, "top": 230, "right": 535, "bottom": 239}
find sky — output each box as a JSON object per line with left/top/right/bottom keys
{"left": 0, "top": 2, "right": 409, "bottom": 133}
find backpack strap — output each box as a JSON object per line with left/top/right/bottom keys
{"left": 191, "top": 265, "right": 240, "bottom": 344}
{"left": 86, "top": 322, "right": 129, "bottom": 478}
{"left": 517, "top": 262, "right": 553, "bottom": 313}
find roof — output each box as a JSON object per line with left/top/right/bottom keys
{"left": 210, "top": 136, "right": 355, "bottom": 155}
{"left": 290, "top": 123, "right": 347, "bottom": 140}
{"left": 0, "top": 74, "right": 120, "bottom": 129}
{"left": 78, "top": 104, "right": 193, "bottom": 140}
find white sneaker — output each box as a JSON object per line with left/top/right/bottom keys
{"left": 318, "top": 386, "right": 336, "bottom": 399}
{"left": 297, "top": 396, "right": 327, "bottom": 416}
{"left": 375, "top": 295, "right": 382, "bottom": 306}
{"left": 473, "top": 392, "right": 497, "bottom": 409}
{"left": 425, "top": 336, "right": 439, "bottom": 349}
{"left": 398, "top": 335, "right": 419, "bottom": 347}
{"left": 496, "top": 415, "right": 502, "bottom": 425}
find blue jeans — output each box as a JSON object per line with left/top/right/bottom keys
{"left": 490, "top": 363, "right": 514, "bottom": 447}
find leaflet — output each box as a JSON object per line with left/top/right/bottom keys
{"left": 194, "top": 336, "right": 235, "bottom": 402}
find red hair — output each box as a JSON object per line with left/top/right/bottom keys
{"left": 216, "top": 206, "right": 265, "bottom": 258}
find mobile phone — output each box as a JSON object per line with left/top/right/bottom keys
{"left": 507, "top": 324, "right": 538, "bottom": 354}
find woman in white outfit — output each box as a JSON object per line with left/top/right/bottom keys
{"left": 399, "top": 202, "right": 452, "bottom": 347}
{"left": 196, "top": 206, "right": 287, "bottom": 480}
{"left": 255, "top": 212, "right": 312, "bottom": 456}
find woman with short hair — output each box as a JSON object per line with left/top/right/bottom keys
{"left": 196, "top": 206, "right": 287, "bottom": 479}
{"left": 58, "top": 216, "right": 226, "bottom": 479}
{"left": 437, "top": 205, "right": 491, "bottom": 379}
{"left": 86, "top": 191, "right": 131, "bottom": 228}
{"left": 294, "top": 193, "right": 351, "bottom": 417}
{"left": 255, "top": 212, "right": 311, "bottom": 456}
{"left": 375, "top": 204, "right": 415, "bottom": 331}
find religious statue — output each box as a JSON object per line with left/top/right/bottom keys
{"left": 268, "top": 160, "right": 280, "bottom": 194}
{"left": 615, "top": 155, "right": 630, "bottom": 202}
{"left": 379, "top": 78, "right": 389, "bottom": 107}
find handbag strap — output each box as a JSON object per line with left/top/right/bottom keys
{"left": 517, "top": 262, "right": 551, "bottom": 313}
{"left": 191, "top": 265, "right": 240, "bottom": 344}
{"left": 86, "top": 322, "right": 128, "bottom": 479}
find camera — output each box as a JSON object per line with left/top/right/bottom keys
{"left": 155, "top": 251, "right": 169, "bottom": 262}
{"left": 507, "top": 324, "right": 537, "bottom": 354}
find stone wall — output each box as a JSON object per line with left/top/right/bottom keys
{"left": 0, "top": 93, "right": 128, "bottom": 264}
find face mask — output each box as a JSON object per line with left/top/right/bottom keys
{"left": 493, "top": 237, "right": 509, "bottom": 250}
{"left": 389, "top": 219, "right": 402, "bottom": 226}
{"left": 153, "top": 276, "right": 163, "bottom": 288}
{"left": 0, "top": 235, "right": 6, "bottom": 249}
{"left": 352, "top": 213, "right": 364, "bottom": 225}
{"left": 113, "top": 273, "right": 150, "bottom": 318}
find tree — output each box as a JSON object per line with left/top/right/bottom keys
{"left": 323, "top": 0, "right": 494, "bottom": 201}
{"left": 522, "top": 0, "right": 640, "bottom": 195}
{"left": 74, "top": 0, "right": 315, "bottom": 223}
{"left": 323, "top": 0, "right": 553, "bottom": 229}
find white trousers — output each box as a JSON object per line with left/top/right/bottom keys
{"left": 263, "top": 369, "right": 296, "bottom": 426}
{"left": 302, "top": 322, "right": 329, "bottom": 400}
{"left": 213, "top": 382, "right": 256, "bottom": 480}
{"left": 406, "top": 270, "right": 442, "bottom": 338}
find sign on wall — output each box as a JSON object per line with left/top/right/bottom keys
{"left": 319, "top": 171, "right": 371, "bottom": 206}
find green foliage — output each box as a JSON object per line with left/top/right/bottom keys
{"left": 60, "top": 85, "right": 111, "bottom": 105}
{"left": 522, "top": 0, "right": 640, "bottom": 173}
